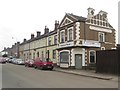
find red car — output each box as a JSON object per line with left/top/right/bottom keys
{"left": 25, "top": 59, "right": 34, "bottom": 67}
{"left": 33, "top": 57, "right": 54, "bottom": 70}
{"left": 0, "top": 57, "right": 6, "bottom": 64}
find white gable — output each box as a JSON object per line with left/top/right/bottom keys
{"left": 60, "top": 17, "right": 73, "bottom": 27}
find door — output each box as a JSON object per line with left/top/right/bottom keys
{"left": 75, "top": 54, "right": 82, "bottom": 69}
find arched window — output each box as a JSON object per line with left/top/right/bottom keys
{"left": 89, "top": 51, "right": 96, "bottom": 63}
{"left": 60, "top": 51, "right": 69, "bottom": 63}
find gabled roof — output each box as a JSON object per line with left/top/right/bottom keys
{"left": 20, "top": 30, "right": 57, "bottom": 45}
{"left": 59, "top": 13, "right": 87, "bottom": 28}
{"left": 68, "top": 13, "right": 87, "bottom": 22}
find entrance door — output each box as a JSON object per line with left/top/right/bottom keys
{"left": 75, "top": 54, "right": 82, "bottom": 69}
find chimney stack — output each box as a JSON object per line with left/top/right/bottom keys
{"left": 23, "top": 38, "right": 26, "bottom": 42}
{"left": 54, "top": 20, "right": 59, "bottom": 30}
{"left": 87, "top": 7, "right": 95, "bottom": 19}
{"left": 31, "top": 34, "right": 34, "bottom": 39}
{"left": 99, "top": 10, "right": 108, "bottom": 20}
{"left": 44, "top": 26, "right": 49, "bottom": 34}
{"left": 37, "top": 31, "right": 41, "bottom": 37}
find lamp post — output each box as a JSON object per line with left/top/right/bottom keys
{"left": 12, "top": 37, "right": 18, "bottom": 58}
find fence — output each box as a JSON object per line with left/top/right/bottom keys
{"left": 96, "top": 49, "right": 119, "bottom": 75}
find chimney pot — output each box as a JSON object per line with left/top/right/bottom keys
{"left": 37, "top": 31, "right": 41, "bottom": 37}
{"left": 31, "top": 34, "right": 34, "bottom": 39}
{"left": 54, "top": 20, "right": 59, "bottom": 30}
{"left": 44, "top": 26, "right": 49, "bottom": 34}
{"left": 23, "top": 38, "right": 26, "bottom": 42}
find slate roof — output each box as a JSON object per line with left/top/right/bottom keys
{"left": 67, "top": 13, "right": 87, "bottom": 22}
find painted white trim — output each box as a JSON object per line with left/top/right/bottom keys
{"left": 89, "top": 50, "right": 96, "bottom": 63}
{"left": 59, "top": 50, "right": 71, "bottom": 67}
{"left": 67, "top": 27, "right": 74, "bottom": 41}
{"left": 101, "top": 47, "right": 105, "bottom": 50}
{"left": 98, "top": 32, "right": 105, "bottom": 42}
{"left": 105, "top": 42, "right": 115, "bottom": 44}
{"left": 75, "top": 22, "right": 81, "bottom": 45}
{"left": 61, "top": 17, "right": 73, "bottom": 27}
{"left": 60, "top": 30, "right": 65, "bottom": 43}
{"left": 89, "top": 26, "right": 112, "bottom": 33}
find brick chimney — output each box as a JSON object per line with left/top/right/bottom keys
{"left": 37, "top": 31, "right": 41, "bottom": 37}
{"left": 23, "top": 38, "right": 26, "bottom": 42}
{"left": 44, "top": 26, "right": 49, "bottom": 34}
{"left": 31, "top": 34, "right": 34, "bottom": 39}
{"left": 54, "top": 20, "right": 59, "bottom": 30}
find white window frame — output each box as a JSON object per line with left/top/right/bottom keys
{"left": 98, "top": 32, "right": 105, "bottom": 42}
{"left": 101, "top": 47, "right": 105, "bottom": 50}
{"left": 59, "top": 50, "right": 70, "bottom": 63}
{"left": 54, "top": 35, "right": 57, "bottom": 45}
{"left": 67, "top": 27, "right": 73, "bottom": 41}
{"left": 48, "top": 37, "right": 52, "bottom": 46}
{"left": 60, "top": 30, "right": 65, "bottom": 43}
{"left": 89, "top": 50, "right": 96, "bottom": 63}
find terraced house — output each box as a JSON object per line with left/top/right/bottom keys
{"left": 19, "top": 7, "right": 116, "bottom": 69}
{"left": 56, "top": 7, "right": 116, "bottom": 69}
{"left": 19, "top": 21, "right": 59, "bottom": 64}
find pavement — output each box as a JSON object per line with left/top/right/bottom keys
{"left": 54, "top": 67, "right": 118, "bottom": 81}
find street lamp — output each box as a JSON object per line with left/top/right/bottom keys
{"left": 12, "top": 37, "right": 18, "bottom": 58}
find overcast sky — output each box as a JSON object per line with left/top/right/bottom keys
{"left": 0, "top": 0, "right": 119, "bottom": 51}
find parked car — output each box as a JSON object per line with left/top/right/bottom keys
{"left": 25, "top": 59, "right": 34, "bottom": 67}
{"left": 0, "top": 57, "right": 6, "bottom": 64}
{"left": 16, "top": 59, "right": 24, "bottom": 65}
{"left": 33, "top": 57, "right": 54, "bottom": 70}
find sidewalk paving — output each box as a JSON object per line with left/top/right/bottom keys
{"left": 54, "top": 67, "right": 118, "bottom": 81}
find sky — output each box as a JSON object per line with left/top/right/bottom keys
{"left": 0, "top": 0, "right": 119, "bottom": 51}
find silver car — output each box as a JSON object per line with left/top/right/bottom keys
{"left": 16, "top": 59, "right": 25, "bottom": 65}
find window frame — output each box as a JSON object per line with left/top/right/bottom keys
{"left": 89, "top": 50, "right": 96, "bottom": 64}
{"left": 60, "top": 30, "right": 65, "bottom": 43}
{"left": 67, "top": 27, "right": 73, "bottom": 41}
{"left": 98, "top": 32, "right": 105, "bottom": 42}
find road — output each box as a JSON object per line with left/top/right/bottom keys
{"left": 1, "top": 63, "right": 118, "bottom": 88}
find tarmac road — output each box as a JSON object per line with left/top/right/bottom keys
{"left": 1, "top": 63, "right": 118, "bottom": 88}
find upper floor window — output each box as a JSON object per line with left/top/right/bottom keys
{"left": 99, "top": 32, "right": 105, "bottom": 42}
{"left": 68, "top": 28, "right": 73, "bottom": 41}
{"left": 48, "top": 37, "right": 52, "bottom": 46}
{"left": 60, "top": 31, "right": 65, "bottom": 43}
{"left": 54, "top": 35, "right": 57, "bottom": 45}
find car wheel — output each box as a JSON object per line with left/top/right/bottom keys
{"left": 34, "top": 65, "right": 37, "bottom": 69}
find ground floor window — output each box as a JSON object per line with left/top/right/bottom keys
{"left": 53, "top": 50, "right": 56, "bottom": 59}
{"left": 89, "top": 51, "right": 96, "bottom": 63}
{"left": 60, "top": 51, "right": 69, "bottom": 63}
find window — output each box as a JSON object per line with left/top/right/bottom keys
{"left": 89, "top": 51, "right": 96, "bottom": 63}
{"left": 61, "top": 31, "right": 65, "bottom": 43}
{"left": 68, "top": 28, "right": 73, "bottom": 41}
{"left": 48, "top": 37, "right": 51, "bottom": 46}
{"left": 101, "top": 47, "right": 105, "bottom": 50}
{"left": 53, "top": 50, "right": 56, "bottom": 59}
{"left": 37, "top": 52, "right": 39, "bottom": 57}
{"left": 54, "top": 35, "right": 57, "bottom": 44}
{"left": 99, "top": 32, "right": 105, "bottom": 42}
{"left": 41, "top": 51, "right": 44, "bottom": 60}
{"left": 60, "top": 51, "right": 69, "bottom": 63}
{"left": 33, "top": 53, "right": 35, "bottom": 59}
